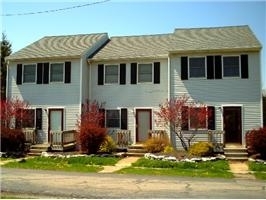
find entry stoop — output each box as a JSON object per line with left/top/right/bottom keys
{"left": 224, "top": 144, "right": 248, "bottom": 161}
{"left": 127, "top": 144, "right": 147, "bottom": 157}
{"left": 28, "top": 144, "right": 50, "bottom": 156}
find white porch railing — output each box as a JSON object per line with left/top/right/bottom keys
{"left": 50, "top": 130, "right": 76, "bottom": 151}
{"left": 109, "top": 129, "right": 132, "bottom": 148}
{"left": 22, "top": 128, "right": 36, "bottom": 144}
{"left": 148, "top": 130, "right": 168, "bottom": 139}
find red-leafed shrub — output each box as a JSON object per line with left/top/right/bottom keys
{"left": 1, "top": 126, "right": 25, "bottom": 154}
{"left": 246, "top": 127, "right": 266, "bottom": 159}
{"left": 76, "top": 100, "right": 107, "bottom": 154}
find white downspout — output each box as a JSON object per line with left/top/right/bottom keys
{"left": 79, "top": 58, "right": 83, "bottom": 115}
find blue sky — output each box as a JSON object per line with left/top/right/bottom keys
{"left": 1, "top": 0, "right": 266, "bottom": 89}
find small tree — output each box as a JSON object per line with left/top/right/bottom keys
{"left": 76, "top": 100, "right": 107, "bottom": 154}
{"left": 1, "top": 33, "right": 12, "bottom": 100}
{"left": 0, "top": 97, "right": 31, "bottom": 128}
{"left": 155, "top": 95, "right": 209, "bottom": 151}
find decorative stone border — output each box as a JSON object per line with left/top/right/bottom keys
{"left": 248, "top": 158, "right": 266, "bottom": 165}
{"left": 144, "top": 153, "right": 226, "bottom": 163}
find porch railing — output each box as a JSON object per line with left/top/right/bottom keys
{"left": 148, "top": 130, "right": 168, "bottom": 139}
{"left": 208, "top": 130, "right": 225, "bottom": 152}
{"left": 50, "top": 130, "right": 76, "bottom": 151}
{"left": 22, "top": 128, "right": 36, "bottom": 144}
{"left": 109, "top": 129, "right": 132, "bottom": 148}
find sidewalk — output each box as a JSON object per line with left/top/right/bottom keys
{"left": 228, "top": 161, "right": 256, "bottom": 179}
{"left": 99, "top": 156, "right": 140, "bottom": 173}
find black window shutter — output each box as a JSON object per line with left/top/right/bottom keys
{"left": 43, "top": 62, "right": 49, "bottom": 84}
{"left": 16, "top": 64, "right": 22, "bottom": 85}
{"left": 99, "top": 108, "right": 105, "bottom": 128}
{"left": 131, "top": 63, "right": 137, "bottom": 84}
{"left": 181, "top": 106, "right": 189, "bottom": 130}
{"left": 36, "top": 108, "right": 42, "bottom": 130}
{"left": 98, "top": 64, "right": 104, "bottom": 85}
{"left": 181, "top": 57, "right": 188, "bottom": 80}
{"left": 65, "top": 61, "right": 71, "bottom": 83}
{"left": 207, "top": 56, "right": 214, "bottom": 79}
{"left": 37, "top": 63, "right": 43, "bottom": 84}
{"left": 214, "top": 56, "right": 222, "bottom": 79}
{"left": 154, "top": 62, "right": 160, "bottom": 84}
{"left": 207, "top": 106, "right": 215, "bottom": 130}
{"left": 241, "top": 54, "right": 249, "bottom": 79}
{"left": 120, "top": 63, "right": 126, "bottom": 85}
{"left": 121, "top": 108, "right": 128, "bottom": 130}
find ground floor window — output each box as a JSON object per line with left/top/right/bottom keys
{"left": 106, "top": 110, "right": 120, "bottom": 128}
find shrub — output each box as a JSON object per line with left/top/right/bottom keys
{"left": 144, "top": 136, "right": 170, "bottom": 153}
{"left": 79, "top": 125, "right": 107, "bottom": 154}
{"left": 188, "top": 141, "right": 213, "bottom": 157}
{"left": 163, "top": 145, "right": 174, "bottom": 154}
{"left": 99, "top": 136, "right": 116, "bottom": 153}
{"left": 246, "top": 127, "right": 266, "bottom": 159}
{"left": 1, "top": 126, "right": 25, "bottom": 154}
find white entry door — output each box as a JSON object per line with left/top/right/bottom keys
{"left": 136, "top": 109, "right": 152, "bottom": 142}
{"left": 48, "top": 109, "right": 63, "bottom": 141}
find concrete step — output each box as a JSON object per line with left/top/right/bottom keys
{"left": 28, "top": 144, "right": 50, "bottom": 156}
{"left": 226, "top": 157, "right": 248, "bottom": 161}
{"left": 126, "top": 152, "right": 146, "bottom": 157}
{"left": 224, "top": 146, "right": 248, "bottom": 161}
{"left": 127, "top": 144, "right": 147, "bottom": 157}
{"left": 224, "top": 152, "right": 248, "bottom": 157}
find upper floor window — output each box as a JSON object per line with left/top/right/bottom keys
{"left": 223, "top": 56, "right": 240, "bottom": 77}
{"left": 23, "top": 64, "right": 36, "bottom": 83}
{"left": 106, "top": 110, "right": 120, "bottom": 128}
{"left": 189, "top": 57, "right": 206, "bottom": 78}
{"left": 50, "top": 63, "right": 64, "bottom": 82}
{"left": 105, "top": 65, "right": 119, "bottom": 84}
{"left": 138, "top": 63, "right": 152, "bottom": 83}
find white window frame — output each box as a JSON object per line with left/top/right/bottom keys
{"left": 137, "top": 63, "right": 153, "bottom": 83}
{"left": 23, "top": 63, "right": 36, "bottom": 83}
{"left": 222, "top": 55, "right": 241, "bottom": 78}
{"left": 50, "top": 62, "right": 64, "bottom": 83}
{"left": 104, "top": 64, "right": 119, "bottom": 85}
{"left": 106, "top": 109, "right": 120, "bottom": 128}
{"left": 188, "top": 56, "right": 206, "bottom": 79}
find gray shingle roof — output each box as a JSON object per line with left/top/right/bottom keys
{"left": 91, "top": 25, "right": 261, "bottom": 61}
{"left": 170, "top": 25, "right": 261, "bottom": 52}
{"left": 91, "top": 33, "right": 175, "bottom": 61}
{"left": 7, "top": 33, "right": 108, "bottom": 61}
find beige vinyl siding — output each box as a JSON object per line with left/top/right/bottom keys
{"left": 91, "top": 59, "right": 168, "bottom": 143}
{"left": 170, "top": 52, "right": 262, "bottom": 146}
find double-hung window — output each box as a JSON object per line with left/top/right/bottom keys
{"left": 189, "top": 107, "right": 207, "bottom": 130}
{"left": 50, "top": 63, "right": 64, "bottom": 82}
{"left": 189, "top": 57, "right": 206, "bottom": 78}
{"left": 223, "top": 56, "right": 240, "bottom": 77}
{"left": 106, "top": 110, "right": 120, "bottom": 128}
{"left": 23, "top": 64, "right": 36, "bottom": 83}
{"left": 138, "top": 63, "right": 152, "bottom": 83}
{"left": 22, "top": 109, "right": 35, "bottom": 128}
{"left": 105, "top": 65, "right": 119, "bottom": 84}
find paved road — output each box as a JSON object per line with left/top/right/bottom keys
{"left": 1, "top": 168, "right": 266, "bottom": 198}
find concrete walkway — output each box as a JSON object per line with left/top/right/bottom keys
{"left": 99, "top": 156, "right": 140, "bottom": 173}
{"left": 228, "top": 161, "right": 256, "bottom": 179}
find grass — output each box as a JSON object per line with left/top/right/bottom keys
{"left": 3, "top": 156, "right": 121, "bottom": 173}
{"left": 248, "top": 161, "right": 266, "bottom": 180}
{"left": 117, "top": 158, "right": 234, "bottom": 179}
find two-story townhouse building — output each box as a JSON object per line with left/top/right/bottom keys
{"left": 6, "top": 33, "right": 109, "bottom": 143}
{"left": 6, "top": 25, "right": 262, "bottom": 149}
{"left": 168, "top": 26, "right": 262, "bottom": 148}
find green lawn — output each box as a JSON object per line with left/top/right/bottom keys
{"left": 248, "top": 161, "right": 266, "bottom": 180}
{"left": 117, "top": 158, "right": 234, "bottom": 179}
{"left": 3, "top": 156, "right": 121, "bottom": 173}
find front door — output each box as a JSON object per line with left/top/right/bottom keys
{"left": 136, "top": 109, "right": 152, "bottom": 142}
{"left": 223, "top": 107, "right": 242, "bottom": 144}
{"left": 48, "top": 109, "right": 63, "bottom": 142}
